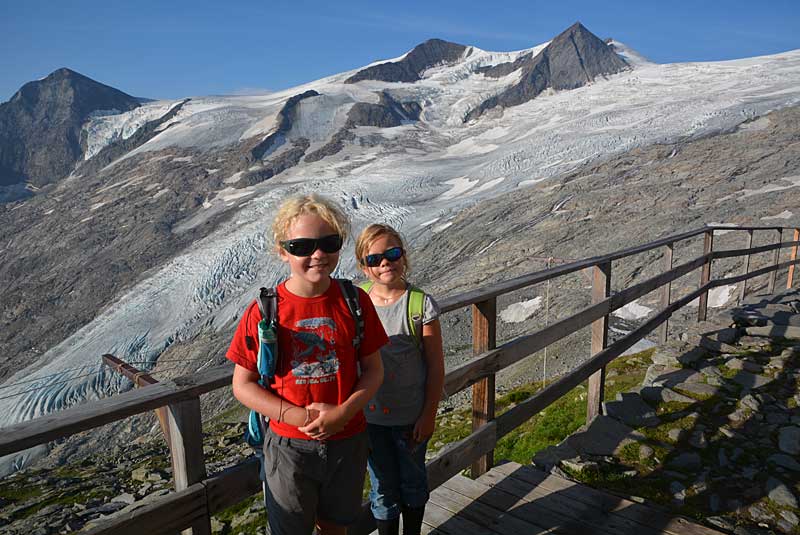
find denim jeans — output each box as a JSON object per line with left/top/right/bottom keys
{"left": 366, "top": 423, "right": 430, "bottom": 521}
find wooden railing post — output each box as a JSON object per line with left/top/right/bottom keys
{"left": 471, "top": 297, "right": 496, "bottom": 478}
{"left": 102, "top": 355, "right": 172, "bottom": 449}
{"left": 697, "top": 230, "right": 714, "bottom": 322}
{"left": 739, "top": 230, "right": 754, "bottom": 304}
{"left": 768, "top": 228, "right": 782, "bottom": 294}
{"left": 587, "top": 261, "right": 611, "bottom": 423}
{"left": 167, "top": 397, "right": 211, "bottom": 535}
{"left": 659, "top": 243, "right": 673, "bottom": 344}
{"left": 789, "top": 228, "right": 800, "bottom": 289}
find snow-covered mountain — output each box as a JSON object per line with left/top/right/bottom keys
{"left": 2, "top": 22, "right": 800, "bottom": 474}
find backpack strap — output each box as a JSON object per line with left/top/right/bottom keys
{"left": 337, "top": 279, "right": 363, "bottom": 349}
{"left": 358, "top": 280, "right": 374, "bottom": 293}
{"left": 257, "top": 287, "right": 277, "bottom": 326}
{"left": 256, "top": 287, "right": 278, "bottom": 380}
{"left": 360, "top": 280, "right": 425, "bottom": 348}
{"left": 407, "top": 285, "right": 425, "bottom": 347}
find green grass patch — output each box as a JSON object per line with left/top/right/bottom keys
{"left": 0, "top": 479, "right": 44, "bottom": 502}
{"left": 429, "top": 350, "right": 651, "bottom": 466}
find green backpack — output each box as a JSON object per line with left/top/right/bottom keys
{"left": 358, "top": 281, "right": 426, "bottom": 347}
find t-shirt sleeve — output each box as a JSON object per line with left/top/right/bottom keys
{"left": 357, "top": 288, "right": 389, "bottom": 358}
{"left": 226, "top": 300, "right": 261, "bottom": 373}
{"left": 422, "top": 293, "right": 441, "bottom": 325}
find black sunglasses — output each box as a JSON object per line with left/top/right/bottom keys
{"left": 363, "top": 246, "right": 404, "bottom": 267}
{"left": 280, "top": 234, "right": 343, "bottom": 257}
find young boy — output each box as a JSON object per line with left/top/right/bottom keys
{"left": 226, "top": 194, "right": 388, "bottom": 535}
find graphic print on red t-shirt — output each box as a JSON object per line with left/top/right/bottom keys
{"left": 290, "top": 316, "right": 340, "bottom": 384}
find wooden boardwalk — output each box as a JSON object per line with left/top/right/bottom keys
{"left": 407, "top": 462, "right": 723, "bottom": 535}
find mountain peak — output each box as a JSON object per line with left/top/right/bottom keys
{"left": 345, "top": 38, "right": 468, "bottom": 84}
{"left": 465, "top": 23, "right": 628, "bottom": 121}
{"left": 0, "top": 70, "right": 141, "bottom": 190}
{"left": 48, "top": 67, "right": 80, "bottom": 79}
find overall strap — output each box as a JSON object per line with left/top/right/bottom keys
{"left": 337, "top": 279, "right": 364, "bottom": 349}
{"left": 407, "top": 285, "right": 425, "bottom": 347}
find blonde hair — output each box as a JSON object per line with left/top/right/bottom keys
{"left": 355, "top": 223, "right": 411, "bottom": 275}
{"left": 271, "top": 194, "right": 350, "bottom": 253}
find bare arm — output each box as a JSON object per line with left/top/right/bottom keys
{"left": 414, "top": 319, "right": 445, "bottom": 442}
{"left": 300, "top": 349, "right": 384, "bottom": 440}
{"left": 231, "top": 364, "right": 313, "bottom": 427}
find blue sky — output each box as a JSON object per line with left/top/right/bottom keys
{"left": 2, "top": 0, "right": 799, "bottom": 101}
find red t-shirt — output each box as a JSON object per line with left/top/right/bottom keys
{"left": 226, "top": 280, "right": 388, "bottom": 440}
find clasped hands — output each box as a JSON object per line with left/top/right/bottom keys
{"left": 298, "top": 402, "right": 347, "bottom": 441}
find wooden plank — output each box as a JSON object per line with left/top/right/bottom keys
{"left": 739, "top": 230, "right": 754, "bottom": 304}
{"left": 659, "top": 243, "right": 673, "bottom": 343}
{"left": 697, "top": 230, "right": 714, "bottom": 322}
{"left": 102, "top": 354, "right": 172, "bottom": 455}
{"left": 587, "top": 262, "right": 611, "bottom": 423}
{"left": 471, "top": 298, "right": 496, "bottom": 477}
{"left": 167, "top": 397, "right": 210, "bottom": 535}
{"left": 204, "top": 457, "right": 261, "bottom": 514}
{"left": 473, "top": 468, "right": 668, "bottom": 535}
{"left": 443, "top": 348, "right": 503, "bottom": 396}
{"left": 707, "top": 224, "right": 787, "bottom": 232}
{"left": 431, "top": 476, "right": 577, "bottom": 534}
{"left": 789, "top": 229, "right": 800, "bottom": 288}
{"left": 438, "top": 228, "right": 709, "bottom": 313}
{"left": 427, "top": 422, "right": 497, "bottom": 490}
{"left": 419, "top": 500, "right": 503, "bottom": 535}
{"left": 80, "top": 483, "right": 207, "bottom": 535}
{"left": 768, "top": 229, "right": 782, "bottom": 294}
{"left": 715, "top": 257, "right": 800, "bottom": 287}
{"left": 712, "top": 239, "right": 794, "bottom": 259}
{"left": 491, "top": 463, "right": 723, "bottom": 535}
{"left": 0, "top": 365, "right": 232, "bottom": 456}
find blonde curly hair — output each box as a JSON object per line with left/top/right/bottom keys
{"left": 355, "top": 223, "right": 411, "bottom": 276}
{"left": 271, "top": 194, "right": 350, "bottom": 253}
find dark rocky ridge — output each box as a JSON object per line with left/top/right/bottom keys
{"left": 248, "top": 89, "right": 319, "bottom": 161}
{"left": 0, "top": 68, "right": 141, "bottom": 192}
{"left": 466, "top": 23, "right": 629, "bottom": 122}
{"left": 345, "top": 38, "right": 469, "bottom": 84}
{"left": 305, "top": 91, "right": 421, "bottom": 163}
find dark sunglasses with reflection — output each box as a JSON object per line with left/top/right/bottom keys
{"left": 362, "top": 246, "right": 404, "bottom": 267}
{"left": 280, "top": 234, "right": 343, "bottom": 257}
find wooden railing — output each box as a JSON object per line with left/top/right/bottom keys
{"left": 1, "top": 225, "right": 798, "bottom": 535}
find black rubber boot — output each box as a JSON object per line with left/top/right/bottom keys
{"left": 375, "top": 516, "right": 400, "bottom": 535}
{"left": 401, "top": 505, "right": 425, "bottom": 535}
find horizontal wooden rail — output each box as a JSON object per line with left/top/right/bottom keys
{"left": 0, "top": 366, "right": 232, "bottom": 457}
{"left": 439, "top": 227, "right": 710, "bottom": 313}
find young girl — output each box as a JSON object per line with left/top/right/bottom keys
{"left": 355, "top": 224, "right": 445, "bottom": 535}
{"left": 227, "top": 195, "right": 388, "bottom": 535}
